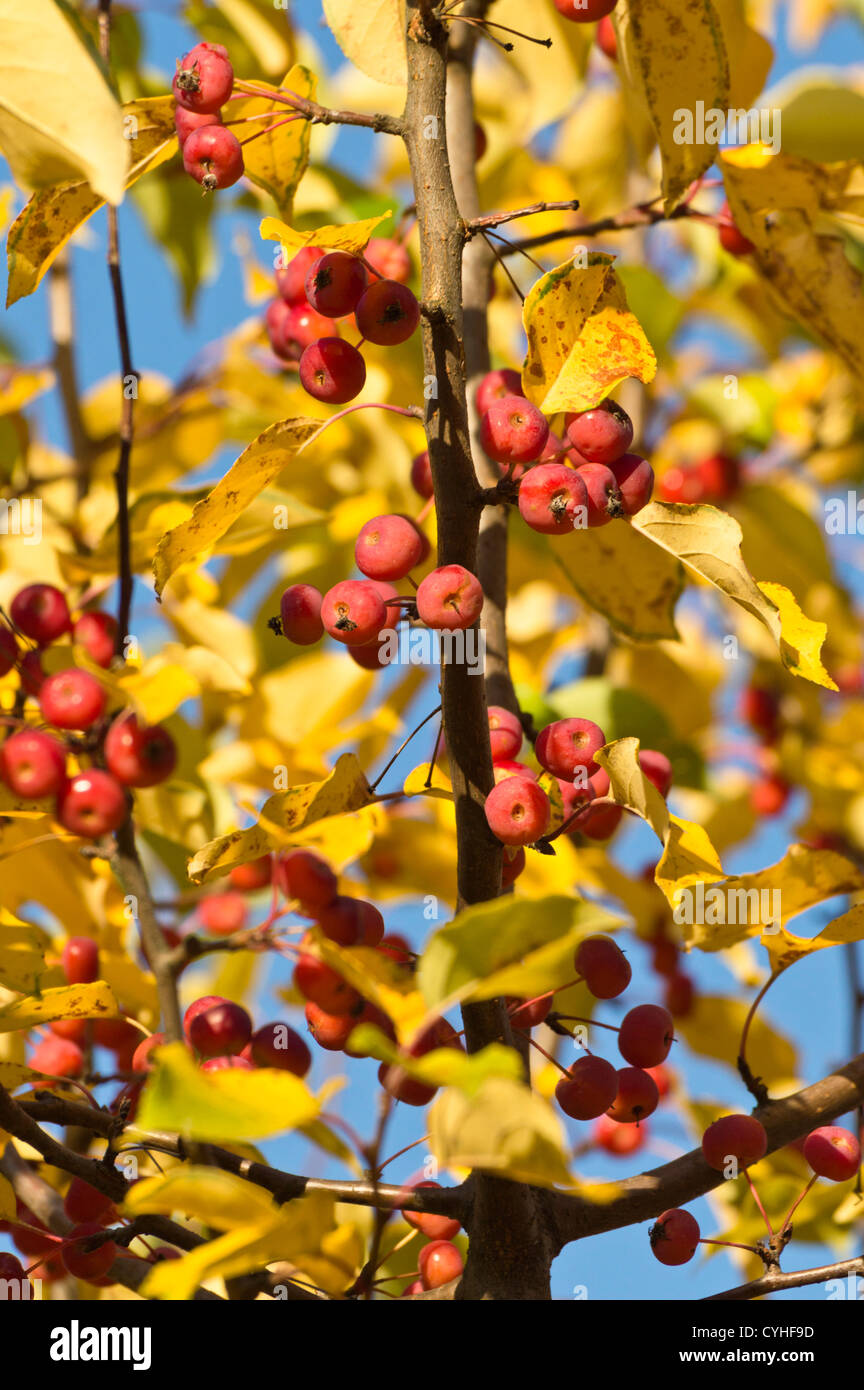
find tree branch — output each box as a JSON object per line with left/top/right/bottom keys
{"left": 706, "top": 1254, "right": 864, "bottom": 1302}
{"left": 111, "top": 816, "right": 183, "bottom": 1043}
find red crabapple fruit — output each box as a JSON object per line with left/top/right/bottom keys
{"left": 501, "top": 847, "right": 526, "bottom": 888}
{"left": 64, "top": 1179, "right": 117, "bottom": 1227}
{"left": 299, "top": 338, "right": 366, "bottom": 403}
{"left": 365, "top": 238, "right": 412, "bottom": 283}
{"left": 410, "top": 450, "right": 433, "bottom": 498}
{"left": 507, "top": 992, "right": 552, "bottom": 1028}
{"left": 104, "top": 714, "right": 177, "bottom": 788}
{"left": 10, "top": 584, "right": 71, "bottom": 643}
{"left": 484, "top": 775, "right": 551, "bottom": 847}
{"left": 62, "top": 1222, "right": 117, "bottom": 1281}
{"left": 57, "top": 771, "right": 127, "bottom": 838}
{"left": 355, "top": 280, "right": 420, "bottom": 346}
{"left": 416, "top": 565, "right": 484, "bottom": 631}
{"left": 280, "top": 584, "right": 324, "bottom": 645}
{"left": 574, "top": 935, "right": 632, "bottom": 999}
{"left": 188, "top": 1000, "right": 252, "bottom": 1058}
{"left": 305, "top": 251, "right": 366, "bottom": 317}
{"left": 418, "top": 1239, "right": 464, "bottom": 1290}
{"left": 229, "top": 855, "right": 272, "bottom": 892}
{"left": 488, "top": 705, "right": 523, "bottom": 761}
{"left": 295, "top": 951, "right": 362, "bottom": 1015}
{"left": 276, "top": 246, "right": 325, "bottom": 304}
{"left": 698, "top": 453, "right": 740, "bottom": 500}
{"left": 275, "top": 848, "right": 338, "bottom": 911}
{"left": 594, "top": 1112, "right": 645, "bottom": 1156}
{"left": 280, "top": 304, "right": 339, "bottom": 357}
{"left": 741, "top": 686, "right": 780, "bottom": 741}
{"left": 664, "top": 973, "right": 695, "bottom": 1018}
{"left": 249, "top": 1022, "right": 312, "bottom": 1077}
{"left": 572, "top": 801, "right": 623, "bottom": 840}
{"left": 183, "top": 996, "right": 226, "bottom": 1043}
{"left": 608, "top": 453, "right": 654, "bottom": 516}
{"left": 198, "top": 892, "right": 248, "bottom": 936}
{"left": 182, "top": 126, "right": 244, "bottom": 191}
{"left": 607, "top": 1067, "right": 659, "bottom": 1124}
{"left": 555, "top": 1054, "right": 619, "bottom": 1121}
{"left": 355, "top": 514, "right": 424, "bottom": 581}
{"left": 131, "top": 1033, "right": 164, "bottom": 1074}
{"left": 0, "top": 729, "right": 66, "bottom": 799}
{"left": 476, "top": 369, "right": 524, "bottom": 415}
{"left": 638, "top": 749, "right": 673, "bottom": 797}
{"left": 658, "top": 467, "right": 706, "bottom": 505}
{"left": 718, "top": 202, "right": 755, "bottom": 256}
{"left": 175, "top": 106, "right": 221, "bottom": 147}
{"left": 479, "top": 395, "right": 549, "bottom": 466}
{"left": 62, "top": 937, "right": 99, "bottom": 985}
{"left": 575, "top": 462, "right": 623, "bottom": 525}
{"left": 596, "top": 14, "right": 618, "bottom": 59}
{"left": 565, "top": 400, "right": 633, "bottom": 464}
{"left": 39, "top": 669, "right": 106, "bottom": 731}
{"left": 618, "top": 1004, "right": 675, "bottom": 1068}
{"left": 73, "top": 611, "right": 117, "bottom": 667}
{"left": 265, "top": 298, "right": 293, "bottom": 356}
{"left": 305, "top": 1001, "right": 361, "bottom": 1052}
{"left": 493, "top": 760, "right": 536, "bottom": 783}
{"left": 650, "top": 1208, "right": 700, "bottom": 1266}
{"left": 321, "top": 580, "right": 388, "bottom": 646}
{"left": 701, "top": 1114, "right": 768, "bottom": 1171}
{"left": 518, "top": 463, "right": 588, "bottom": 535}
{"left": 173, "top": 41, "right": 234, "bottom": 114}
{"left": 401, "top": 1183, "right": 461, "bottom": 1241}
{"left": 201, "top": 1056, "right": 254, "bottom": 1072}
{"left": 750, "top": 772, "right": 789, "bottom": 817}
{"left": 29, "top": 1035, "right": 85, "bottom": 1086}
{"left": 536, "top": 717, "right": 605, "bottom": 780}
{"left": 0, "top": 625, "right": 17, "bottom": 675}
{"left": 802, "top": 1126, "right": 860, "bottom": 1181}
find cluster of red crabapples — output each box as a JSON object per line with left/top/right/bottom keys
{"left": 550, "top": 934, "right": 674, "bottom": 1143}
{"left": 481, "top": 705, "right": 673, "bottom": 862}
{"left": 173, "top": 42, "right": 246, "bottom": 192}
{"left": 0, "top": 583, "right": 177, "bottom": 839}
{"left": 471, "top": 370, "right": 655, "bottom": 536}
{"left": 650, "top": 1117, "right": 861, "bottom": 1267}
{"left": 264, "top": 240, "right": 420, "bottom": 405}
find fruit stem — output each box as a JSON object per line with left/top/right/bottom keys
{"left": 369, "top": 704, "right": 443, "bottom": 792}
{"left": 296, "top": 402, "right": 424, "bottom": 456}
{"left": 779, "top": 1174, "right": 817, "bottom": 1236}
{"left": 523, "top": 1033, "right": 575, "bottom": 1078}
{"left": 744, "top": 1168, "right": 775, "bottom": 1236}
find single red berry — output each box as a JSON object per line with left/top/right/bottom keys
{"left": 131, "top": 1033, "right": 164, "bottom": 1073}
{"left": 29, "top": 1035, "right": 85, "bottom": 1086}
{"left": 104, "top": 713, "right": 177, "bottom": 788}
{"left": 802, "top": 1126, "right": 860, "bottom": 1182}
{"left": 493, "top": 760, "right": 537, "bottom": 783}
{"left": 571, "top": 800, "right": 623, "bottom": 840}
{"left": 718, "top": 201, "right": 755, "bottom": 256}
{"left": 596, "top": 14, "right": 618, "bottom": 59}
{"left": 645, "top": 1062, "right": 671, "bottom": 1098}
{"left": 416, "top": 564, "right": 484, "bottom": 631}
{"left": 318, "top": 895, "right": 385, "bottom": 947}
{"left": 64, "top": 1179, "right": 117, "bottom": 1226}
{"left": 188, "top": 1000, "right": 253, "bottom": 1058}
{"left": 62, "top": 1221, "right": 117, "bottom": 1281}
{"left": 365, "top": 238, "right": 412, "bottom": 284}
{"left": 506, "top": 992, "right": 552, "bottom": 1028}
{"left": 476, "top": 368, "right": 524, "bottom": 415}
{"left": 594, "top": 1112, "right": 646, "bottom": 1156}
{"left": 355, "top": 514, "right": 424, "bottom": 581}
{"left": 94, "top": 1014, "right": 140, "bottom": 1054}
{"left": 698, "top": 453, "right": 740, "bottom": 500}
{"left": 275, "top": 848, "right": 338, "bottom": 911}
{"left": 299, "top": 338, "right": 366, "bottom": 404}
{"left": 650, "top": 1208, "right": 700, "bottom": 1265}
{"left": 229, "top": 855, "right": 272, "bottom": 892}
{"left": 484, "top": 774, "right": 551, "bottom": 847}
{"left": 280, "top": 303, "right": 339, "bottom": 355}
{"left": 609, "top": 453, "right": 654, "bottom": 516}
{"left": 488, "top": 705, "right": 523, "bottom": 761}
{"left": 664, "top": 972, "right": 695, "bottom": 1018}
{"left": 10, "top": 584, "right": 71, "bottom": 643}
{"left": 651, "top": 935, "right": 679, "bottom": 978}
{"left": 198, "top": 892, "right": 248, "bottom": 936}
{"left": 50, "top": 1017, "right": 88, "bottom": 1043}
{"left": 62, "top": 937, "right": 100, "bottom": 985}
{"left": 574, "top": 935, "right": 632, "bottom": 999}
{"left": 305, "top": 1000, "right": 363, "bottom": 1051}
{"left": 250, "top": 1022, "right": 312, "bottom": 1076}
{"left": 536, "top": 717, "right": 606, "bottom": 780}
{"left": 183, "top": 995, "right": 227, "bottom": 1044}
{"left": 174, "top": 106, "right": 222, "bottom": 147}
{"left": 276, "top": 246, "right": 325, "bottom": 304}
{"left": 73, "top": 611, "right": 117, "bottom": 668}
{"left": 750, "top": 771, "right": 789, "bottom": 817}
{"left": 305, "top": 251, "right": 367, "bottom": 317}
{"left": 607, "top": 1067, "right": 659, "bottom": 1124}
{"left": 182, "top": 125, "right": 244, "bottom": 190}
{"left": 501, "top": 846, "right": 526, "bottom": 888}
{"left": 575, "top": 462, "right": 624, "bottom": 525}
{"left": 638, "top": 749, "right": 673, "bottom": 797}
{"left": 378, "top": 932, "right": 413, "bottom": 965}
{"left": 173, "top": 41, "right": 234, "bottom": 114}
{"left": 410, "top": 449, "right": 433, "bottom": 498}
{"left": 618, "top": 1004, "right": 675, "bottom": 1068}
{"left": 355, "top": 279, "right": 420, "bottom": 346}
{"left": 418, "top": 1239, "right": 463, "bottom": 1290}
{"left": 295, "top": 950, "right": 362, "bottom": 1015}
{"left": 279, "top": 584, "right": 325, "bottom": 645}
{"left": 658, "top": 466, "right": 706, "bottom": 504}
{"left": 401, "top": 1182, "right": 461, "bottom": 1241}
{"left": 321, "top": 579, "right": 388, "bottom": 646}
{"left": 0, "top": 624, "right": 18, "bottom": 676}
{"left": 265, "top": 298, "right": 294, "bottom": 357}
{"left": 0, "top": 1252, "right": 31, "bottom": 1293}
{"left": 555, "top": 1054, "right": 620, "bottom": 1121}
{"left": 518, "top": 463, "right": 588, "bottom": 535}
{"left": 56, "top": 770, "right": 127, "bottom": 837}
{"left": 0, "top": 729, "right": 66, "bottom": 799}
{"left": 702, "top": 1114, "right": 768, "bottom": 1171}
{"left": 479, "top": 395, "right": 550, "bottom": 466}
{"left": 39, "top": 668, "right": 106, "bottom": 731}
{"left": 565, "top": 401, "right": 633, "bottom": 465}
{"left": 741, "top": 686, "right": 780, "bottom": 741}
{"left": 201, "top": 1054, "right": 255, "bottom": 1072}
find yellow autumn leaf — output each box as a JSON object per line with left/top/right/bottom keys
{"left": 676, "top": 996, "right": 797, "bottom": 1085}
{"left": 721, "top": 147, "right": 864, "bottom": 383}
{"left": 0, "top": 981, "right": 118, "bottom": 1033}
{"left": 125, "top": 1165, "right": 283, "bottom": 1228}
{"left": 0, "top": 0, "right": 129, "bottom": 205}
{"left": 153, "top": 418, "right": 321, "bottom": 598}
{"left": 6, "top": 96, "right": 176, "bottom": 307}
{"left": 714, "top": 0, "right": 773, "bottom": 109}
{"left": 303, "top": 933, "right": 427, "bottom": 1043}
{"left": 490, "top": 0, "right": 592, "bottom": 133}
{"left": 404, "top": 761, "right": 452, "bottom": 801}
{"left": 0, "top": 914, "right": 48, "bottom": 993}
{"left": 322, "top": 0, "right": 406, "bottom": 86}
{"left": 615, "top": 0, "right": 729, "bottom": 211}
{"left": 187, "top": 753, "right": 375, "bottom": 883}
{"left": 0, "top": 1061, "right": 41, "bottom": 1091}
{"left": 351, "top": 1027, "right": 523, "bottom": 1094}
{"left": 549, "top": 525, "right": 682, "bottom": 642}
{"left": 0, "top": 784, "right": 54, "bottom": 819}
{"left": 763, "top": 901, "right": 864, "bottom": 973}
{"left": 522, "top": 254, "right": 656, "bottom": 415}
{"left": 0, "top": 365, "right": 54, "bottom": 413}
{"left": 631, "top": 502, "right": 837, "bottom": 688}
{"left": 429, "top": 1077, "right": 574, "bottom": 1189}
{"left": 260, "top": 210, "right": 393, "bottom": 259}
{"left": 230, "top": 66, "right": 315, "bottom": 218}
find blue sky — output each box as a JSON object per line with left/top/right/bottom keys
{"left": 2, "top": 2, "right": 863, "bottom": 1302}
